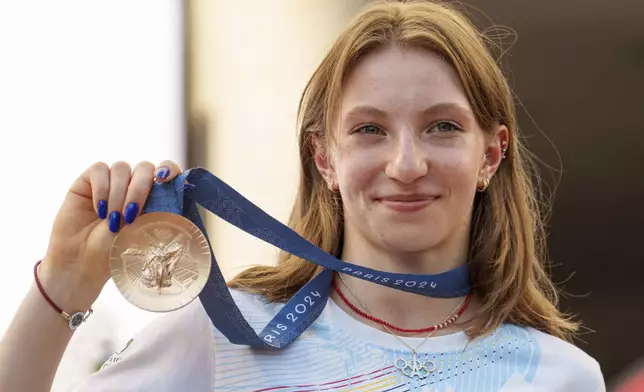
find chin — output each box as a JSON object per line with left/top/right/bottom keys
{"left": 377, "top": 226, "right": 445, "bottom": 254}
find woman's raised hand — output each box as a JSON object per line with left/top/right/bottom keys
{"left": 38, "top": 160, "right": 183, "bottom": 313}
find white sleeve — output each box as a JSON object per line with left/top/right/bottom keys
{"left": 72, "top": 300, "right": 215, "bottom": 392}
{"left": 587, "top": 361, "right": 606, "bottom": 392}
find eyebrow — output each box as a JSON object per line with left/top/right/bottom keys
{"left": 344, "top": 102, "right": 474, "bottom": 120}
{"left": 344, "top": 105, "right": 388, "bottom": 120}
{"left": 422, "top": 103, "right": 475, "bottom": 119}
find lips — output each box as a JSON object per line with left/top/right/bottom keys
{"left": 376, "top": 194, "right": 438, "bottom": 212}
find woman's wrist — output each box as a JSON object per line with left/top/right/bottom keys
{"left": 36, "top": 258, "right": 100, "bottom": 317}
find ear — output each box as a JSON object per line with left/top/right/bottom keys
{"left": 312, "top": 137, "right": 338, "bottom": 191}
{"left": 479, "top": 125, "right": 509, "bottom": 181}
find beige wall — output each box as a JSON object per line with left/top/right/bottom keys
{"left": 189, "top": 0, "right": 367, "bottom": 279}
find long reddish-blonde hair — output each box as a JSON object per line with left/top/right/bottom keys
{"left": 229, "top": 0, "right": 578, "bottom": 341}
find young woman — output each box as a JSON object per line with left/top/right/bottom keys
{"left": 0, "top": 1, "right": 605, "bottom": 391}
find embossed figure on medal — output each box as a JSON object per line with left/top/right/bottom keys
{"left": 122, "top": 237, "right": 185, "bottom": 290}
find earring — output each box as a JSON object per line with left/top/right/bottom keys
{"left": 326, "top": 178, "right": 338, "bottom": 192}
{"left": 501, "top": 140, "right": 508, "bottom": 160}
{"left": 477, "top": 177, "right": 490, "bottom": 192}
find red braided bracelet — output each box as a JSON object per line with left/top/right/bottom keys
{"left": 33, "top": 260, "right": 93, "bottom": 330}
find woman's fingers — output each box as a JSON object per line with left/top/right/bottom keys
{"left": 118, "top": 159, "right": 183, "bottom": 228}
{"left": 81, "top": 162, "right": 111, "bottom": 220}
{"left": 69, "top": 159, "right": 182, "bottom": 233}
{"left": 155, "top": 160, "right": 183, "bottom": 183}
{"left": 107, "top": 161, "right": 132, "bottom": 233}
{"left": 122, "top": 161, "right": 155, "bottom": 225}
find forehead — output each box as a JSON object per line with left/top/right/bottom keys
{"left": 339, "top": 44, "right": 471, "bottom": 115}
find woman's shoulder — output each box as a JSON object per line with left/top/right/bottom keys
{"left": 209, "top": 288, "right": 288, "bottom": 333}
{"left": 78, "top": 297, "right": 217, "bottom": 391}
{"left": 102, "top": 297, "right": 214, "bottom": 367}
{"left": 527, "top": 325, "right": 601, "bottom": 366}
{"left": 516, "top": 325, "right": 605, "bottom": 390}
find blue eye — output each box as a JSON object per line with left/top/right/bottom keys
{"left": 430, "top": 121, "right": 462, "bottom": 133}
{"left": 355, "top": 125, "right": 384, "bottom": 135}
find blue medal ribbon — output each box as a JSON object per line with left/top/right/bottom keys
{"left": 143, "top": 167, "right": 472, "bottom": 348}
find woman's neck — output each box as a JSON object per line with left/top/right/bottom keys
{"left": 333, "top": 232, "right": 479, "bottom": 335}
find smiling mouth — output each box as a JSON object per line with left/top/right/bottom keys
{"left": 376, "top": 196, "right": 438, "bottom": 212}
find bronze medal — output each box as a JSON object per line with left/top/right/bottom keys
{"left": 110, "top": 212, "right": 212, "bottom": 312}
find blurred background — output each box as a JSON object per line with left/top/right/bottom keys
{"left": 0, "top": 0, "right": 642, "bottom": 391}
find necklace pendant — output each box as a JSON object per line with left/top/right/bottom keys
{"left": 394, "top": 351, "right": 436, "bottom": 379}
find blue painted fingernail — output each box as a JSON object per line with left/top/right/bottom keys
{"left": 156, "top": 167, "right": 170, "bottom": 180}
{"left": 109, "top": 211, "right": 121, "bottom": 233}
{"left": 124, "top": 203, "right": 139, "bottom": 224}
{"left": 97, "top": 200, "right": 108, "bottom": 219}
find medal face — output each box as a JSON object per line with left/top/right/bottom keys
{"left": 110, "top": 212, "right": 212, "bottom": 312}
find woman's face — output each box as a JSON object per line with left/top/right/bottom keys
{"left": 316, "top": 44, "right": 506, "bottom": 258}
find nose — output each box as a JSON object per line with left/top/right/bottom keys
{"left": 384, "top": 133, "right": 428, "bottom": 184}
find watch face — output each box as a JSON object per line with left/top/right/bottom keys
{"left": 69, "top": 312, "right": 84, "bottom": 329}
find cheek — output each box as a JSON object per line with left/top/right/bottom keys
{"left": 433, "top": 152, "right": 480, "bottom": 230}
{"left": 436, "top": 152, "right": 480, "bottom": 194}
{"left": 334, "top": 146, "right": 379, "bottom": 199}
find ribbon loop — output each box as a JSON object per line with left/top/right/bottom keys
{"left": 143, "top": 167, "right": 472, "bottom": 348}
